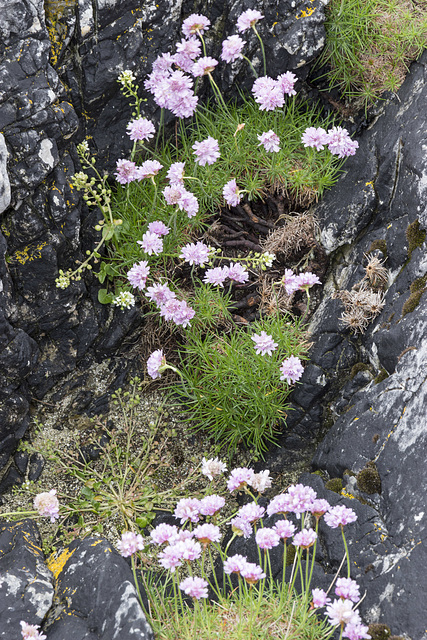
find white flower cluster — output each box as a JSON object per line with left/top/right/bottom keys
{"left": 112, "top": 291, "right": 135, "bottom": 310}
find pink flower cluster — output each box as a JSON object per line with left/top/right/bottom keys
{"left": 325, "top": 599, "right": 370, "bottom": 640}
{"left": 237, "top": 9, "right": 264, "bottom": 32}
{"left": 145, "top": 281, "right": 195, "bottom": 329}
{"left": 201, "top": 456, "right": 227, "bottom": 480}
{"left": 117, "top": 531, "right": 144, "bottom": 557}
{"left": 33, "top": 489, "right": 59, "bottom": 522}
{"left": 221, "top": 35, "right": 246, "bottom": 62}
{"left": 224, "top": 554, "right": 266, "bottom": 584}
{"left": 252, "top": 72, "right": 297, "bottom": 111}
{"left": 223, "top": 178, "right": 241, "bottom": 206}
{"left": 302, "top": 126, "right": 359, "bottom": 158}
{"left": 258, "top": 130, "right": 280, "bottom": 152}
{"left": 279, "top": 355, "right": 304, "bottom": 385}
{"left": 145, "top": 65, "right": 198, "bottom": 119}
{"left": 20, "top": 621, "right": 46, "bottom": 640}
{"left": 203, "top": 262, "right": 249, "bottom": 287}
{"left": 251, "top": 331, "right": 278, "bottom": 355}
{"left": 126, "top": 117, "right": 155, "bottom": 142}
{"left": 180, "top": 241, "right": 210, "bottom": 266}
{"left": 281, "top": 269, "right": 321, "bottom": 296}
{"left": 179, "top": 575, "right": 208, "bottom": 599}
{"left": 192, "top": 136, "right": 220, "bottom": 166}
{"left": 146, "top": 349, "right": 165, "bottom": 379}
{"left": 163, "top": 182, "right": 199, "bottom": 218}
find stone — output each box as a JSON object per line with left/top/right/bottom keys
{"left": 0, "top": 133, "right": 11, "bottom": 213}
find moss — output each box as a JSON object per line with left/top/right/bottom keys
{"left": 368, "top": 238, "right": 388, "bottom": 259}
{"left": 325, "top": 477, "right": 343, "bottom": 493}
{"left": 350, "top": 362, "right": 370, "bottom": 379}
{"left": 401, "top": 289, "right": 424, "bottom": 317}
{"left": 285, "top": 543, "right": 296, "bottom": 566}
{"left": 368, "top": 623, "right": 391, "bottom": 640}
{"left": 374, "top": 367, "right": 389, "bottom": 384}
{"left": 357, "top": 464, "right": 382, "bottom": 494}
{"left": 406, "top": 219, "right": 426, "bottom": 259}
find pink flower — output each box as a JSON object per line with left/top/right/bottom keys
{"left": 310, "top": 499, "right": 330, "bottom": 519}
{"left": 312, "top": 588, "right": 331, "bottom": 608}
{"left": 180, "top": 241, "right": 210, "bottom": 266}
{"left": 224, "top": 262, "right": 249, "bottom": 283}
{"left": 273, "top": 519, "right": 296, "bottom": 540}
{"left": 192, "top": 136, "right": 220, "bottom": 166}
{"left": 251, "top": 331, "right": 278, "bottom": 356}
{"left": 199, "top": 494, "right": 226, "bottom": 516}
{"left": 325, "top": 599, "right": 361, "bottom": 627}
{"left": 224, "top": 554, "right": 248, "bottom": 575}
{"left": 192, "top": 56, "right": 218, "bottom": 77}
{"left": 250, "top": 470, "right": 272, "bottom": 493}
{"left": 158, "top": 544, "right": 183, "bottom": 571}
{"left": 335, "top": 578, "right": 361, "bottom": 603}
{"left": 148, "top": 220, "right": 170, "bottom": 236}
{"left": 286, "top": 483, "right": 317, "bottom": 516}
{"left": 137, "top": 231, "right": 163, "bottom": 255}
{"left": 201, "top": 456, "right": 227, "bottom": 480}
{"left": 203, "top": 266, "right": 228, "bottom": 287}
{"left": 324, "top": 505, "right": 358, "bottom": 528}
{"left": 255, "top": 527, "right": 280, "bottom": 549}
{"left": 292, "top": 528, "right": 317, "bottom": 549}
{"left": 126, "top": 117, "right": 155, "bottom": 141}
{"left": 167, "top": 161, "right": 185, "bottom": 184}
{"left": 147, "top": 349, "right": 165, "bottom": 379}
{"left": 193, "top": 523, "right": 221, "bottom": 543}
{"left": 237, "top": 9, "right": 264, "bottom": 32}
{"left": 280, "top": 355, "right": 304, "bottom": 384}
{"left": 33, "top": 489, "right": 59, "bottom": 522}
{"left": 174, "top": 38, "right": 202, "bottom": 72}
{"left": 301, "top": 127, "right": 329, "bottom": 151}
{"left": 326, "top": 126, "right": 359, "bottom": 158}
{"left": 163, "top": 183, "right": 187, "bottom": 205}
{"left": 277, "top": 71, "right": 297, "bottom": 96}
{"left": 20, "top": 621, "right": 46, "bottom": 640}
{"left": 223, "top": 178, "right": 241, "bottom": 206}
{"left": 150, "top": 523, "right": 179, "bottom": 545}
{"left": 174, "top": 497, "right": 201, "bottom": 523}
{"left": 137, "top": 159, "right": 163, "bottom": 179}
{"left": 237, "top": 502, "right": 265, "bottom": 523}
{"left": 115, "top": 159, "right": 138, "bottom": 184}
{"left": 258, "top": 130, "right": 280, "bottom": 152}
{"left": 221, "top": 35, "right": 246, "bottom": 62}
{"left": 182, "top": 14, "right": 210, "bottom": 38}
{"left": 160, "top": 298, "right": 195, "bottom": 327}
{"left": 281, "top": 268, "right": 299, "bottom": 295}
{"left": 252, "top": 76, "right": 284, "bottom": 111}
{"left": 179, "top": 576, "right": 208, "bottom": 599}
{"left": 127, "top": 260, "right": 150, "bottom": 290}
{"left": 241, "top": 561, "right": 266, "bottom": 584}
{"left": 146, "top": 282, "right": 176, "bottom": 306}
{"left": 343, "top": 622, "right": 371, "bottom": 640}
{"left": 178, "top": 189, "right": 199, "bottom": 217}
{"left": 267, "top": 493, "right": 293, "bottom": 516}
{"left": 231, "top": 516, "right": 253, "bottom": 538}
{"left": 227, "top": 467, "right": 255, "bottom": 491}
{"left": 176, "top": 538, "right": 202, "bottom": 561}
{"left": 117, "top": 531, "right": 144, "bottom": 557}
{"left": 295, "top": 271, "right": 321, "bottom": 290}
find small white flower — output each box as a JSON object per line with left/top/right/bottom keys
{"left": 113, "top": 291, "right": 135, "bottom": 310}
{"left": 201, "top": 457, "right": 227, "bottom": 481}
{"left": 118, "top": 69, "right": 136, "bottom": 86}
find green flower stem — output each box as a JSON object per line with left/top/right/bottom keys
{"left": 0, "top": 509, "right": 38, "bottom": 519}
{"left": 197, "top": 31, "right": 207, "bottom": 57}
{"left": 131, "top": 554, "right": 145, "bottom": 608}
{"left": 341, "top": 525, "right": 351, "bottom": 578}
{"left": 207, "top": 73, "right": 231, "bottom": 116}
{"left": 243, "top": 55, "right": 258, "bottom": 78}
{"left": 252, "top": 25, "right": 266, "bottom": 76}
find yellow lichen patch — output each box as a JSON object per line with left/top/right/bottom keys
{"left": 11, "top": 241, "right": 48, "bottom": 265}
{"left": 47, "top": 547, "right": 76, "bottom": 580}
{"left": 340, "top": 490, "right": 356, "bottom": 499}
{"left": 44, "top": 0, "right": 78, "bottom": 67}
{"left": 296, "top": 6, "right": 316, "bottom": 19}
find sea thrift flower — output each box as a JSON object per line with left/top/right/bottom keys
{"left": 237, "top": 8, "right": 264, "bottom": 32}
{"left": 223, "top": 554, "right": 248, "bottom": 575}
{"left": 148, "top": 220, "right": 170, "bottom": 236}
{"left": 138, "top": 231, "right": 163, "bottom": 256}
{"left": 227, "top": 467, "right": 255, "bottom": 491}
{"left": 250, "top": 469, "right": 272, "bottom": 493}
{"left": 312, "top": 588, "right": 331, "bottom": 608}
{"left": 182, "top": 14, "right": 210, "bottom": 38}
{"left": 280, "top": 355, "right": 304, "bottom": 384}
{"left": 224, "top": 262, "right": 249, "bottom": 283}
{"left": 163, "top": 183, "right": 187, "bottom": 205}
{"left": 231, "top": 516, "right": 253, "bottom": 538}
{"left": 252, "top": 76, "right": 285, "bottom": 111}
{"left": 199, "top": 494, "right": 226, "bottom": 516}
{"left": 326, "top": 126, "right": 359, "bottom": 158}
{"left": 237, "top": 502, "right": 265, "bottom": 523}
{"left": 203, "top": 266, "right": 228, "bottom": 287}
{"left": 273, "top": 519, "right": 296, "bottom": 540}
{"left": 310, "top": 498, "right": 330, "bottom": 519}
{"left": 33, "top": 489, "right": 60, "bottom": 522}
{"left": 324, "top": 505, "right": 358, "bottom": 528}
{"left": 176, "top": 538, "right": 202, "bottom": 561}
{"left": 258, "top": 130, "right": 280, "bottom": 152}
{"left": 256, "top": 527, "right": 280, "bottom": 549}
{"left": 281, "top": 268, "right": 299, "bottom": 295}
{"left": 178, "top": 189, "right": 199, "bottom": 217}
{"left": 241, "top": 562, "right": 266, "bottom": 584}
{"left": 179, "top": 576, "right": 208, "bottom": 599}
{"left": 192, "top": 136, "right": 220, "bottom": 166}
{"left": 127, "top": 260, "right": 150, "bottom": 290}
{"left": 326, "top": 599, "right": 360, "bottom": 627}
{"left": 180, "top": 241, "right": 210, "bottom": 266}
{"left": 301, "top": 126, "right": 329, "bottom": 151}
{"left": 112, "top": 291, "right": 135, "bottom": 310}
{"left": 126, "top": 117, "right": 155, "bottom": 141}
{"left": 335, "top": 577, "right": 361, "bottom": 603}
{"left": 286, "top": 483, "right": 317, "bottom": 516}
{"left": 159, "top": 298, "right": 195, "bottom": 328}
{"left": 221, "top": 34, "right": 246, "bottom": 62}
{"left": 267, "top": 493, "right": 293, "bottom": 516}
{"left": 201, "top": 456, "right": 227, "bottom": 480}
{"left": 343, "top": 622, "right": 371, "bottom": 640}
{"left": 117, "top": 531, "right": 144, "bottom": 557}
{"left": 193, "top": 523, "right": 221, "bottom": 544}
{"left": 167, "top": 161, "right": 185, "bottom": 184}
{"left": 147, "top": 349, "right": 165, "bottom": 379}
{"left": 158, "top": 544, "right": 183, "bottom": 571}
{"left": 150, "top": 523, "right": 179, "bottom": 545}
{"left": 20, "top": 621, "right": 46, "bottom": 640}
{"left": 223, "top": 178, "right": 241, "bottom": 206}
{"left": 192, "top": 56, "right": 218, "bottom": 77}
{"left": 174, "top": 497, "right": 201, "bottom": 523}
{"left": 115, "top": 159, "right": 138, "bottom": 184}
{"left": 146, "top": 283, "right": 176, "bottom": 306}
{"left": 293, "top": 528, "right": 317, "bottom": 549}
{"left": 277, "top": 71, "right": 297, "bottom": 96}
{"left": 296, "top": 271, "right": 321, "bottom": 290}
{"left": 137, "top": 159, "right": 163, "bottom": 179}
{"left": 174, "top": 38, "right": 202, "bottom": 72}
{"left": 251, "top": 331, "right": 278, "bottom": 356}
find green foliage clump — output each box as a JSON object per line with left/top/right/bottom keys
{"left": 374, "top": 367, "right": 389, "bottom": 384}
{"left": 406, "top": 219, "right": 426, "bottom": 259}
{"left": 357, "top": 462, "right": 382, "bottom": 494}
{"left": 401, "top": 274, "right": 427, "bottom": 318}
{"left": 368, "top": 622, "right": 392, "bottom": 640}
{"left": 325, "top": 477, "right": 343, "bottom": 493}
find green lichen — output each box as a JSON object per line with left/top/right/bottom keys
{"left": 368, "top": 238, "right": 387, "bottom": 259}
{"left": 357, "top": 463, "right": 382, "bottom": 494}
{"left": 374, "top": 367, "right": 389, "bottom": 384}
{"left": 325, "top": 477, "right": 343, "bottom": 493}
{"left": 406, "top": 219, "right": 426, "bottom": 259}
{"left": 368, "top": 623, "right": 391, "bottom": 640}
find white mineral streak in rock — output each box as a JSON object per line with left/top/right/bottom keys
{"left": 110, "top": 581, "right": 149, "bottom": 638}
{"left": 0, "top": 133, "right": 11, "bottom": 214}
{"left": 0, "top": 573, "right": 22, "bottom": 596}
{"left": 39, "top": 139, "right": 56, "bottom": 170}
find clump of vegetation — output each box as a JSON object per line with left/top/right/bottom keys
{"left": 357, "top": 462, "right": 382, "bottom": 494}
{"left": 319, "top": 0, "right": 427, "bottom": 107}
{"left": 374, "top": 367, "right": 389, "bottom": 384}
{"left": 406, "top": 219, "right": 426, "bottom": 259}
{"left": 325, "top": 477, "right": 343, "bottom": 493}
{"left": 368, "top": 622, "right": 392, "bottom": 639}
{"left": 350, "top": 362, "right": 371, "bottom": 378}
{"left": 401, "top": 273, "right": 427, "bottom": 318}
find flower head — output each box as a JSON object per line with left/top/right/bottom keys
{"left": 286, "top": 483, "right": 317, "bottom": 516}
{"left": 182, "top": 14, "right": 211, "bottom": 38}
{"left": 112, "top": 291, "right": 135, "bottom": 310}
{"left": 250, "top": 469, "right": 272, "bottom": 493}
{"left": 335, "top": 577, "right": 361, "bottom": 603}
{"left": 158, "top": 543, "right": 183, "bottom": 571}
{"left": 192, "top": 136, "right": 220, "bottom": 166}
{"left": 273, "top": 519, "right": 296, "bottom": 540}
{"left": 203, "top": 266, "right": 229, "bottom": 287}
{"left": 33, "top": 489, "right": 59, "bottom": 522}
{"left": 221, "top": 35, "right": 246, "bottom": 62}
{"left": 150, "top": 523, "right": 179, "bottom": 545}
{"left": 256, "top": 527, "right": 280, "bottom": 549}
{"left": 174, "top": 497, "right": 201, "bottom": 523}
{"left": 258, "top": 130, "right": 280, "bottom": 152}
{"left": 251, "top": 331, "right": 278, "bottom": 356}
{"left": 237, "top": 9, "right": 264, "bottom": 32}
{"left": 138, "top": 231, "right": 163, "bottom": 255}
{"left": 118, "top": 69, "right": 136, "bottom": 86}
{"left": 127, "top": 260, "right": 150, "bottom": 290}
{"left": 312, "top": 588, "right": 331, "bottom": 608}
{"left": 292, "top": 528, "right": 317, "bottom": 549}
{"left": 241, "top": 561, "right": 266, "bottom": 584}
{"left": 325, "top": 599, "right": 360, "bottom": 627}
{"left": 227, "top": 467, "right": 255, "bottom": 492}
{"left": 115, "top": 159, "right": 138, "bottom": 184}
{"left": 180, "top": 241, "right": 211, "bottom": 266}
{"left": 160, "top": 298, "right": 195, "bottom": 328}
{"left": 277, "top": 71, "right": 297, "bottom": 96}
{"left": 223, "top": 178, "right": 241, "bottom": 206}
{"left": 146, "top": 282, "right": 176, "bottom": 306}
{"left": 324, "top": 505, "right": 358, "bottom": 528}
{"left": 20, "top": 621, "right": 46, "bottom": 640}
{"left": 201, "top": 456, "right": 227, "bottom": 480}
{"left": 326, "top": 126, "right": 359, "bottom": 158}
{"left": 231, "top": 516, "right": 253, "bottom": 538}
{"left": 192, "top": 56, "right": 218, "bottom": 77}
{"left": 296, "top": 271, "right": 321, "bottom": 290}
{"left": 343, "top": 622, "right": 371, "bottom": 640}
{"left": 252, "top": 76, "right": 285, "bottom": 111}
{"left": 117, "top": 531, "right": 144, "bottom": 557}
{"left": 167, "top": 162, "right": 185, "bottom": 184}
{"left": 179, "top": 576, "right": 208, "bottom": 599}
{"left": 281, "top": 269, "right": 299, "bottom": 295}
{"left": 199, "top": 494, "right": 226, "bottom": 516}
{"left": 224, "top": 262, "right": 249, "bottom": 283}
{"left": 137, "top": 159, "right": 163, "bottom": 179}
{"left": 301, "top": 126, "right": 329, "bottom": 151}
{"left": 237, "top": 502, "right": 265, "bottom": 523}
{"left": 148, "top": 220, "right": 170, "bottom": 236}
{"left": 223, "top": 554, "right": 248, "bottom": 575}
{"left": 147, "top": 349, "right": 165, "bottom": 379}
{"left": 267, "top": 493, "right": 292, "bottom": 516}
{"left": 126, "top": 117, "right": 155, "bottom": 141}
{"left": 280, "top": 355, "right": 304, "bottom": 385}
{"left": 193, "top": 523, "right": 221, "bottom": 544}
